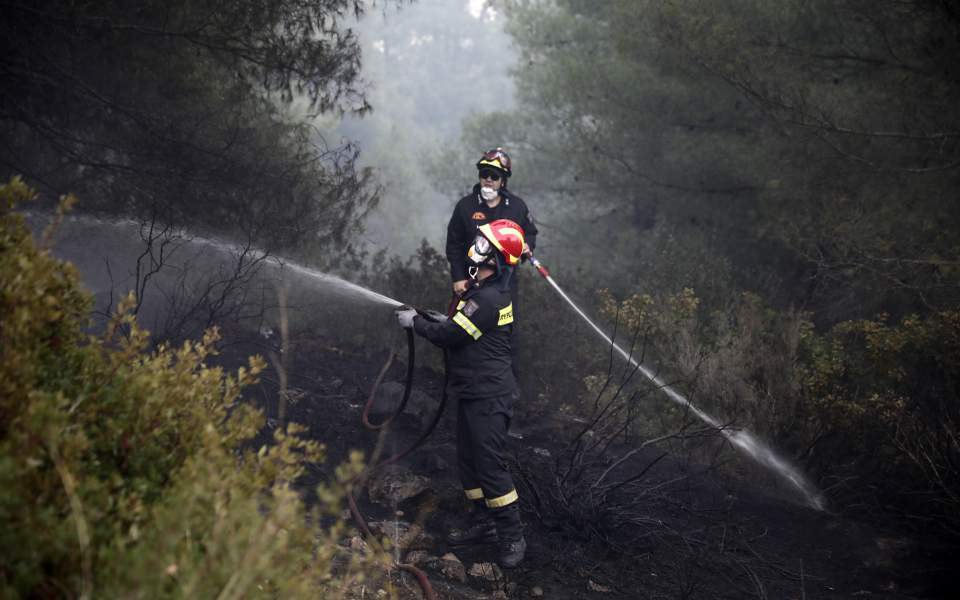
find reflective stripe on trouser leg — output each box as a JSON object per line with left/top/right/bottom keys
{"left": 458, "top": 393, "right": 516, "bottom": 507}
{"left": 464, "top": 488, "right": 484, "bottom": 500}
{"left": 486, "top": 488, "right": 518, "bottom": 508}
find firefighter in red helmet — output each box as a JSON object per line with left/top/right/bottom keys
{"left": 397, "top": 218, "right": 528, "bottom": 568}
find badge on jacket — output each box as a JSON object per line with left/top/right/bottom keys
{"left": 471, "top": 211, "right": 486, "bottom": 220}
{"left": 462, "top": 299, "right": 480, "bottom": 317}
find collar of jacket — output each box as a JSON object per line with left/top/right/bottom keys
{"left": 472, "top": 183, "right": 510, "bottom": 206}
{"left": 470, "top": 265, "right": 514, "bottom": 293}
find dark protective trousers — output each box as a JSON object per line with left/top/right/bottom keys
{"left": 457, "top": 392, "right": 518, "bottom": 510}
{"left": 509, "top": 283, "right": 521, "bottom": 385}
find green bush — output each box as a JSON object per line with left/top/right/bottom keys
{"left": 591, "top": 288, "right": 809, "bottom": 440}
{"left": 592, "top": 281, "right": 960, "bottom": 534}
{"left": 0, "top": 178, "right": 378, "bottom": 598}
{"left": 799, "top": 310, "right": 960, "bottom": 533}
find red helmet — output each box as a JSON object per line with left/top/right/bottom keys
{"left": 474, "top": 219, "right": 525, "bottom": 266}
{"left": 476, "top": 147, "right": 512, "bottom": 178}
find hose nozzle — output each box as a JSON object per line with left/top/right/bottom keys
{"left": 528, "top": 254, "right": 550, "bottom": 278}
{"left": 396, "top": 304, "right": 448, "bottom": 323}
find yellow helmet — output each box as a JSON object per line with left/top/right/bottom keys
{"left": 476, "top": 147, "right": 511, "bottom": 178}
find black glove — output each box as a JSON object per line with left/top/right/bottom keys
{"left": 396, "top": 307, "right": 418, "bottom": 329}
{"left": 421, "top": 309, "right": 448, "bottom": 323}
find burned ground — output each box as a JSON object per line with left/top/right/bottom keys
{"left": 229, "top": 331, "right": 944, "bottom": 600}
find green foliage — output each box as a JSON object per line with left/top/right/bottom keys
{"left": 471, "top": 0, "right": 960, "bottom": 318}
{"left": 1, "top": 0, "right": 384, "bottom": 252}
{"left": 594, "top": 287, "right": 809, "bottom": 441}
{"left": 593, "top": 281, "right": 960, "bottom": 535}
{"left": 514, "top": 266, "right": 617, "bottom": 416}
{"left": 0, "top": 179, "right": 378, "bottom": 597}
{"left": 799, "top": 309, "right": 960, "bottom": 531}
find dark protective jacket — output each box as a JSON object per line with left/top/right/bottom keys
{"left": 445, "top": 185, "right": 538, "bottom": 284}
{"left": 412, "top": 273, "right": 516, "bottom": 401}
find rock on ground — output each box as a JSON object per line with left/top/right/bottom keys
{"left": 367, "top": 464, "right": 431, "bottom": 506}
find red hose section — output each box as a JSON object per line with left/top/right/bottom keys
{"left": 398, "top": 563, "right": 437, "bottom": 600}
{"left": 346, "top": 489, "right": 438, "bottom": 600}
{"left": 361, "top": 349, "right": 395, "bottom": 429}
{"left": 346, "top": 326, "right": 443, "bottom": 600}
{"left": 346, "top": 489, "right": 375, "bottom": 540}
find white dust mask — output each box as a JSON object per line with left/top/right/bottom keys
{"left": 480, "top": 186, "right": 499, "bottom": 202}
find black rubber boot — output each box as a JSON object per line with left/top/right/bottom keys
{"left": 497, "top": 535, "right": 527, "bottom": 569}
{"left": 447, "top": 520, "right": 498, "bottom": 545}
{"left": 447, "top": 499, "right": 498, "bottom": 545}
{"left": 491, "top": 503, "right": 525, "bottom": 568}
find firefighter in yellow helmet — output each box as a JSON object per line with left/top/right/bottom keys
{"left": 445, "top": 148, "right": 538, "bottom": 390}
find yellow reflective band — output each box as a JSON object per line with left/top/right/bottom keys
{"left": 453, "top": 312, "right": 482, "bottom": 340}
{"left": 478, "top": 158, "right": 505, "bottom": 171}
{"left": 498, "top": 303, "right": 514, "bottom": 326}
{"left": 464, "top": 488, "right": 484, "bottom": 500}
{"left": 457, "top": 300, "right": 466, "bottom": 310}
{"left": 485, "top": 489, "right": 519, "bottom": 508}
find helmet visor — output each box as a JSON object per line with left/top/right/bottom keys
{"left": 481, "top": 149, "right": 510, "bottom": 171}
{"left": 477, "top": 148, "right": 511, "bottom": 175}
{"left": 467, "top": 234, "right": 494, "bottom": 264}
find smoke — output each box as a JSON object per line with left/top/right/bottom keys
{"left": 334, "top": 0, "right": 518, "bottom": 259}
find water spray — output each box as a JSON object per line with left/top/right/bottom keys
{"left": 43, "top": 212, "right": 825, "bottom": 510}
{"left": 525, "top": 252, "right": 826, "bottom": 511}
{"left": 36, "top": 212, "right": 407, "bottom": 309}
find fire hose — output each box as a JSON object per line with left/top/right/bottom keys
{"left": 345, "top": 311, "right": 449, "bottom": 600}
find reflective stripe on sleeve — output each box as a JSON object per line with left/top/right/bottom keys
{"left": 485, "top": 489, "right": 519, "bottom": 508}
{"left": 464, "top": 488, "right": 484, "bottom": 500}
{"left": 497, "top": 302, "right": 513, "bottom": 326}
{"left": 453, "top": 312, "right": 482, "bottom": 340}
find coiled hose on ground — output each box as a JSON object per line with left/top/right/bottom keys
{"left": 346, "top": 327, "right": 449, "bottom": 600}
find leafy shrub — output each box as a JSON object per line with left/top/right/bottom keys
{"left": 799, "top": 310, "right": 960, "bottom": 533}
{"left": 0, "top": 178, "right": 377, "bottom": 597}
{"left": 592, "top": 288, "right": 809, "bottom": 439}
{"left": 591, "top": 288, "right": 833, "bottom": 508}
{"left": 592, "top": 281, "right": 960, "bottom": 535}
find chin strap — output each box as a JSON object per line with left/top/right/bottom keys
{"left": 467, "top": 253, "right": 500, "bottom": 282}
{"left": 496, "top": 265, "right": 514, "bottom": 291}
